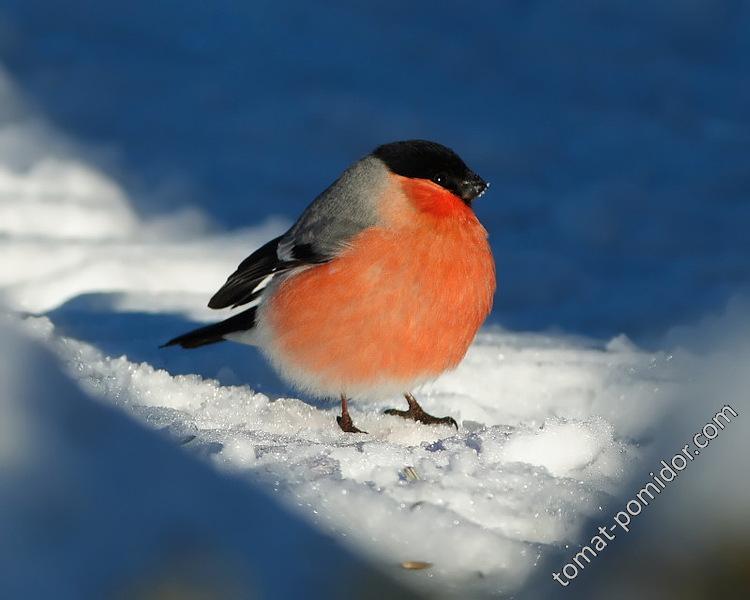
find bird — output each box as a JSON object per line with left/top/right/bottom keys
{"left": 163, "top": 140, "right": 496, "bottom": 433}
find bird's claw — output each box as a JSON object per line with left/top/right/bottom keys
{"left": 337, "top": 414, "right": 368, "bottom": 434}
{"left": 384, "top": 407, "right": 458, "bottom": 430}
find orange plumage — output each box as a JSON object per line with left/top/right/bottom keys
{"left": 262, "top": 174, "right": 495, "bottom": 397}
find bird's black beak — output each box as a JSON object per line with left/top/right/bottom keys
{"left": 459, "top": 174, "right": 489, "bottom": 204}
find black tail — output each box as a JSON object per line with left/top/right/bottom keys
{"left": 161, "top": 306, "right": 258, "bottom": 349}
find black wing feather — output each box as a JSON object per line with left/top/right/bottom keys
{"left": 207, "top": 236, "right": 282, "bottom": 309}
{"left": 161, "top": 306, "right": 258, "bottom": 349}
{"left": 207, "top": 235, "right": 329, "bottom": 309}
{"left": 161, "top": 237, "right": 331, "bottom": 350}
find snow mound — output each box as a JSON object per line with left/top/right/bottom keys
{"left": 0, "top": 158, "right": 137, "bottom": 240}
{"left": 499, "top": 419, "right": 617, "bottom": 478}
{"left": 20, "top": 314, "right": 675, "bottom": 596}
{"left": 0, "top": 67, "right": 287, "bottom": 316}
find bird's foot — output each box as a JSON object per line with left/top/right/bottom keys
{"left": 337, "top": 395, "right": 367, "bottom": 434}
{"left": 384, "top": 408, "right": 458, "bottom": 429}
{"left": 384, "top": 393, "right": 458, "bottom": 430}
{"left": 336, "top": 413, "right": 367, "bottom": 434}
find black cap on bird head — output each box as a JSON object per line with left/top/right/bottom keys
{"left": 373, "top": 139, "right": 488, "bottom": 204}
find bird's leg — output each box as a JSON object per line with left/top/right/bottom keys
{"left": 336, "top": 394, "right": 367, "bottom": 434}
{"left": 384, "top": 392, "right": 458, "bottom": 429}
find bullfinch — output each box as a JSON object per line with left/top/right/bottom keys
{"left": 164, "top": 140, "right": 496, "bottom": 433}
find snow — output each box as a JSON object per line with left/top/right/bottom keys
{"left": 0, "top": 319, "right": 412, "bottom": 600}
{"left": 562, "top": 305, "right": 750, "bottom": 598}
{"left": 499, "top": 419, "right": 619, "bottom": 478}
{"left": 0, "top": 67, "right": 288, "bottom": 317}
{"left": 0, "top": 5, "right": 749, "bottom": 597}
{"left": 13, "top": 312, "right": 675, "bottom": 597}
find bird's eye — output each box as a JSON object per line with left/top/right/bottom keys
{"left": 433, "top": 173, "right": 446, "bottom": 185}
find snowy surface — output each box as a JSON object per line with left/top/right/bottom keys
{"left": 17, "top": 315, "right": 676, "bottom": 597}
{"left": 1, "top": 4, "right": 749, "bottom": 598}
{"left": 0, "top": 320, "right": 414, "bottom": 600}
{"left": 572, "top": 303, "right": 750, "bottom": 599}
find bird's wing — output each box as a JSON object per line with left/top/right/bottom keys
{"left": 207, "top": 234, "right": 330, "bottom": 309}
{"left": 208, "top": 158, "right": 381, "bottom": 310}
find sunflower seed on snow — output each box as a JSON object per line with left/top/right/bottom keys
{"left": 400, "top": 561, "right": 432, "bottom": 570}
{"left": 402, "top": 466, "right": 420, "bottom": 481}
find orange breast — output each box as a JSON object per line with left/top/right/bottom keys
{"left": 263, "top": 177, "right": 496, "bottom": 397}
